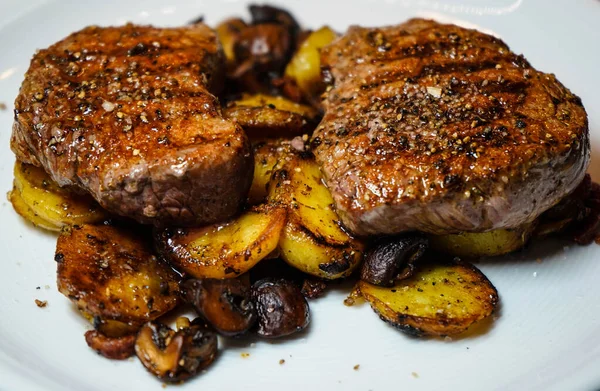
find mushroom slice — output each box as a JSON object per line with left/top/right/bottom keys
{"left": 84, "top": 330, "right": 135, "bottom": 360}
{"left": 181, "top": 277, "right": 256, "bottom": 336}
{"left": 135, "top": 320, "right": 217, "bottom": 382}
{"left": 360, "top": 235, "right": 429, "bottom": 286}
{"left": 251, "top": 278, "right": 310, "bottom": 338}
{"left": 223, "top": 94, "right": 319, "bottom": 140}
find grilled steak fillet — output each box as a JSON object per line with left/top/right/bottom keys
{"left": 11, "top": 24, "right": 253, "bottom": 226}
{"left": 313, "top": 19, "right": 590, "bottom": 236}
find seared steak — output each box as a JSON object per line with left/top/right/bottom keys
{"left": 11, "top": 24, "right": 253, "bottom": 226}
{"left": 313, "top": 19, "right": 590, "bottom": 236}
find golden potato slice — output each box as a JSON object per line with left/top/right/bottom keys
{"left": 429, "top": 222, "right": 535, "bottom": 258}
{"left": 248, "top": 139, "right": 292, "bottom": 205}
{"left": 9, "top": 186, "right": 60, "bottom": 231}
{"left": 223, "top": 94, "right": 319, "bottom": 139}
{"left": 57, "top": 224, "right": 180, "bottom": 337}
{"left": 215, "top": 18, "right": 247, "bottom": 67}
{"left": 155, "top": 204, "right": 287, "bottom": 279}
{"left": 268, "top": 152, "right": 363, "bottom": 278}
{"left": 269, "top": 152, "right": 354, "bottom": 245}
{"left": 285, "top": 26, "right": 337, "bottom": 97}
{"left": 11, "top": 161, "right": 106, "bottom": 231}
{"left": 279, "top": 216, "right": 362, "bottom": 279}
{"left": 358, "top": 261, "right": 498, "bottom": 336}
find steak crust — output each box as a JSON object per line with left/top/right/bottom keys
{"left": 12, "top": 24, "right": 253, "bottom": 226}
{"left": 313, "top": 19, "right": 590, "bottom": 235}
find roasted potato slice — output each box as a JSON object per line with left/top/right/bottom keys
{"left": 429, "top": 222, "right": 535, "bottom": 258}
{"left": 215, "top": 18, "right": 247, "bottom": 67}
{"left": 268, "top": 152, "right": 363, "bottom": 279}
{"left": 269, "top": 152, "right": 353, "bottom": 246}
{"left": 155, "top": 204, "right": 287, "bottom": 279}
{"left": 56, "top": 224, "right": 180, "bottom": 337}
{"left": 248, "top": 139, "right": 292, "bottom": 204}
{"left": 285, "top": 26, "right": 337, "bottom": 98}
{"left": 279, "top": 217, "right": 362, "bottom": 279}
{"left": 223, "top": 94, "right": 319, "bottom": 139}
{"left": 11, "top": 161, "right": 106, "bottom": 231}
{"left": 359, "top": 260, "right": 498, "bottom": 336}
{"left": 9, "top": 186, "right": 59, "bottom": 231}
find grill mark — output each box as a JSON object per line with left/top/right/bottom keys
{"left": 374, "top": 39, "right": 460, "bottom": 62}
{"left": 41, "top": 53, "right": 213, "bottom": 105}
{"left": 416, "top": 55, "right": 521, "bottom": 78}
{"left": 45, "top": 44, "right": 197, "bottom": 64}
{"left": 43, "top": 44, "right": 209, "bottom": 84}
{"left": 343, "top": 53, "right": 521, "bottom": 95}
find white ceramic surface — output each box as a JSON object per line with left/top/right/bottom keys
{"left": 0, "top": 1, "right": 599, "bottom": 390}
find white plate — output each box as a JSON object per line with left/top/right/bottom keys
{"left": 0, "top": 1, "right": 599, "bottom": 390}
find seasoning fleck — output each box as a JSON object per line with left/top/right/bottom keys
{"left": 279, "top": 359, "right": 285, "bottom": 365}
{"left": 35, "top": 299, "right": 47, "bottom": 308}
{"left": 353, "top": 364, "right": 360, "bottom": 371}
{"left": 426, "top": 86, "right": 442, "bottom": 98}
{"left": 412, "top": 372, "right": 419, "bottom": 378}
{"left": 241, "top": 352, "right": 250, "bottom": 358}
{"left": 0, "top": 102, "right": 6, "bottom": 111}
{"left": 101, "top": 101, "right": 115, "bottom": 112}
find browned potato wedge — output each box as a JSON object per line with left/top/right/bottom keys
{"left": 285, "top": 26, "right": 337, "bottom": 98}
{"left": 215, "top": 18, "right": 247, "bottom": 67}
{"left": 268, "top": 152, "right": 363, "bottom": 279}
{"left": 57, "top": 224, "right": 180, "bottom": 337}
{"left": 358, "top": 261, "right": 498, "bottom": 336}
{"left": 248, "top": 139, "right": 292, "bottom": 204}
{"left": 429, "top": 222, "right": 535, "bottom": 258}
{"left": 11, "top": 161, "right": 106, "bottom": 231}
{"left": 223, "top": 94, "right": 319, "bottom": 139}
{"left": 155, "top": 204, "right": 287, "bottom": 279}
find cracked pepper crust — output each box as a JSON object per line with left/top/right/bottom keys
{"left": 313, "top": 19, "right": 589, "bottom": 236}
{"left": 11, "top": 24, "right": 253, "bottom": 226}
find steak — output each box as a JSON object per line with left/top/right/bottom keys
{"left": 313, "top": 19, "right": 590, "bottom": 236}
{"left": 11, "top": 24, "right": 253, "bottom": 226}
